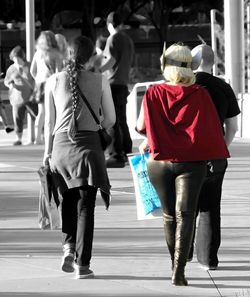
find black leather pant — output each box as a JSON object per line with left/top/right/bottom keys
{"left": 147, "top": 160, "right": 206, "bottom": 268}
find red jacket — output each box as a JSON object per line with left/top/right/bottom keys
{"left": 143, "top": 83, "right": 230, "bottom": 162}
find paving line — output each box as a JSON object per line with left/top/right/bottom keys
{"left": 0, "top": 256, "right": 60, "bottom": 272}
{"left": 207, "top": 270, "right": 223, "bottom": 297}
{"left": 223, "top": 194, "right": 250, "bottom": 199}
{"left": 111, "top": 190, "right": 133, "bottom": 195}
{"left": 0, "top": 255, "right": 58, "bottom": 259}
{"left": 0, "top": 163, "right": 38, "bottom": 171}
{"left": 0, "top": 163, "right": 15, "bottom": 168}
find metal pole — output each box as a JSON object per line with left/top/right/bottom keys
{"left": 240, "top": 1, "right": 245, "bottom": 94}
{"left": 210, "top": 9, "right": 217, "bottom": 76}
{"left": 25, "top": 0, "right": 35, "bottom": 143}
{"left": 247, "top": 6, "right": 250, "bottom": 93}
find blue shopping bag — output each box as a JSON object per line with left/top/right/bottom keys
{"left": 129, "top": 153, "right": 161, "bottom": 216}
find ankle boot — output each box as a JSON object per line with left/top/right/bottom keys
{"left": 172, "top": 265, "right": 188, "bottom": 286}
{"left": 172, "top": 211, "right": 196, "bottom": 286}
{"left": 163, "top": 213, "right": 176, "bottom": 269}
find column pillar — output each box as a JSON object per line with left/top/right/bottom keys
{"left": 224, "top": 0, "right": 244, "bottom": 95}
{"left": 25, "top": 0, "right": 35, "bottom": 143}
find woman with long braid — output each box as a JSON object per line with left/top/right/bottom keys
{"left": 43, "top": 36, "right": 115, "bottom": 279}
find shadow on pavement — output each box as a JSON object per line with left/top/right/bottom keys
{"left": 216, "top": 265, "right": 250, "bottom": 271}
{"left": 94, "top": 274, "right": 169, "bottom": 281}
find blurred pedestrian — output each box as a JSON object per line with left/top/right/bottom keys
{"left": 1, "top": 69, "right": 13, "bottom": 133}
{"left": 92, "top": 38, "right": 104, "bottom": 73}
{"left": 0, "top": 96, "right": 14, "bottom": 133}
{"left": 191, "top": 44, "right": 240, "bottom": 270}
{"left": 30, "top": 30, "right": 63, "bottom": 144}
{"left": 4, "top": 46, "right": 34, "bottom": 145}
{"left": 43, "top": 36, "right": 115, "bottom": 279}
{"left": 100, "top": 11, "right": 134, "bottom": 168}
{"left": 55, "top": 33, "right": 68, "bottom": 66}
{"left": 136, "top": 43, "right": 230, "bottom": 286}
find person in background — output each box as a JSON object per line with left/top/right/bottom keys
{"left": 30, "top": 30, "right": 63, "bottom": 144}
{"left": 92, "top": 37, "right": 105, "bottom": 73}
{"left": 43, "top": 36, "right": 115, "bottom": 279}
{"left": 136, "top": 43, "right": 230, "bottom": 286}
{"left": 35, "top": 13, "right": 42, "bottom": 30}
{"left": 100, "top": 11, "right": 134, "bottom": 168}
{"left": 0, "top": 96, "right": 14, "bottom": 133}
{"left": 190, "top": 44, "right": 240, "bottom": 270}
{"left": 4, "top": 46, "right": 34, "bottom": 145}
{"left": 1, "top": 69, "right": 14, "bottom": 134}
{"left": 55, "top": 33, "right": 68, "bottom": 66}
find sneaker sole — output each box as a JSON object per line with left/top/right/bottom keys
{"left": 200, "top": 264, "right": 218, "bottom": 271}
{"left": 61, "top": 255, "right": 75, "bottom": 273}
{"left": 208, "top": 266, "right": 218, "bottom": 270}
{"left": 75, "top": 272, "right": 94, "bottom": 279}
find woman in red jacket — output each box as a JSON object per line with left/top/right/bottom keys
{"left": 136, "top": 43, "right": 229, "bottom": 286}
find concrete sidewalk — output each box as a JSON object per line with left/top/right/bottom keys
{"left": 0, "top": 129, "right": 249, "bottom": 297}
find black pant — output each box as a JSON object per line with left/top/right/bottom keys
{"left": 147, "top": 160, "right": 206, "bottom": 266}
{"left": 61, "top": 185, "right": 97, "bottom": 267}
{"left": 148, "top": 160, "right": 206, "bottom": 214}
{"left": 109, "top": 84, "right": 132, "bottom": 157}
{"left": 12, "top": 103, "right": 26, "bottom": 133}
{"left": 196, "top": 159, "right": 228, "bottom": 267}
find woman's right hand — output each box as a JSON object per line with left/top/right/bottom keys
{"left": 139, "top": 139, "right": 149, "bottom": 154}
{"left": 8, "top": 81, "right": 15, "bottom": 89}
{"left": 43, "top": 154, "right": 51, "bottom": 167}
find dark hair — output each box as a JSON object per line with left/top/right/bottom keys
{"left": 106, "top": 11, "right": 121, "bottom": 28}
{"left": 37, "top": 30, "right": 58, "bottom": 50}
{"left": 66, "top": 36, "right": 95, "bottom": 113}
{"left": 9, "top": 45, "right": 26, "bottom": 61}
{"left": 68, "top": 36, "right": 94, "bottom": 70}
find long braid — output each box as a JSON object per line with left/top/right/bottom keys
{"left": 66, "top": 60, "right": 81, "bottom": 143}
{"left": 66, "top": 60, "right": 79, "bottom": 111}
{"left": 65, "top": 36, "right": 95, "bottom": 143}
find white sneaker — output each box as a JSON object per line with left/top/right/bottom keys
{"left": 75, "top": 265, "right": 94, "bottom": 279}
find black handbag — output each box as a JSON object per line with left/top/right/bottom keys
{"left": 77, "top": 86, "right": 112, "bottom": 150}
{"left": 98, "top": 127, "right": 112, "bottom": 150}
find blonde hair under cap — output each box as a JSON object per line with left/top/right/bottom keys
{"left": 161, "top": 43, "right": 195, "bottom": 85}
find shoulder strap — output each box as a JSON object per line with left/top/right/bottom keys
{"left": 77, "top": 85, "right": 101, "bottom": 127}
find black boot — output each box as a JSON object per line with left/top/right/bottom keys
{"left": 188, "top": 205, "right": 199, "bottom": 262}
{"left": 172, "top": 266, "right": 188, "bottom": 286}
{"left": 187, "top": 231, "right": 195, "bottom": 262}
{"left": 172, "top": 211, "right": 196, "bottom": 286}
{"left": 163, "top": 213, "right": 176, "bottom": 270}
